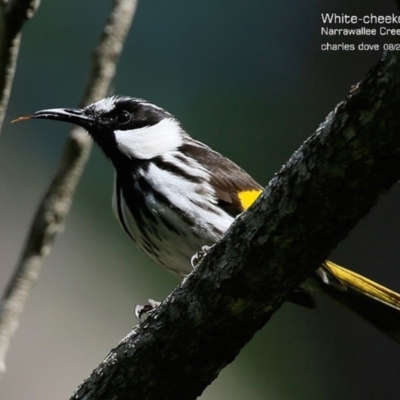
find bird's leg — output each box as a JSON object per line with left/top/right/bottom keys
{"left": 136, "top": 245, "right": 214, "bottom": 321}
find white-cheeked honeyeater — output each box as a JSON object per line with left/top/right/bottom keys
{"left": 13, "top": 96, "right": 400, "bottom": 344}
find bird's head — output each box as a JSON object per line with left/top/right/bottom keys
{"left": 13, "top": 96, "right": 186, "bottom": 163}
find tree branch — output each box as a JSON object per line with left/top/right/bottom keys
{"left": 0, "top": 0, "right": 40, "bottom": 135}
{"left": 71, "top": 51, "right": 400, "bottom": 400}
{"left": 0, "top": 0, "right": 139, "bottom": 379}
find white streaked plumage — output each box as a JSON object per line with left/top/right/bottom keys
{"left": 112, "top": 151, "right": 235, "bottom": 275}
{"left": 145, "top": 162, "right": 231, "bottom": 227}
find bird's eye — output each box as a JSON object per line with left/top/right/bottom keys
{"left": 117, "top": 110, "right": 131, "bottom": 125}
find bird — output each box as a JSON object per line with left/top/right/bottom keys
{"left": 13, "top": 95, "right": 400, "bottom": 343}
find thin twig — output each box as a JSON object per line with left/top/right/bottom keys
{"left": 0, "top": 0, "right": 40, "bottom": 135}
{"left": 0, "top": 0, "right": 139, "bottom": 379}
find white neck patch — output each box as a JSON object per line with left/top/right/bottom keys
{"left": 114, "top": 118, "right": 183, "bottom": 159}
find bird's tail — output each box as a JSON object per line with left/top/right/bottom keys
{"left": 306, "top": 260, "right": 400, "bottom": 345}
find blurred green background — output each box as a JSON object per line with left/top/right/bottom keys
{"left": 1, "top": 1, "right": 400, "bottom": 399}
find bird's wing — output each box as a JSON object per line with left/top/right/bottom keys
{"left": 179, "top": 141, "right": 263, "bottom": 216}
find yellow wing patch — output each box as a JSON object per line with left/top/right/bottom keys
{"left": 237, "top": 189, "right": 263, "bottom": 210}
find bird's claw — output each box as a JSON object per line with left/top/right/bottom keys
{"left": 134, "top": 299, "right": 161, "bottom": 322}
{"left": 191, "top": 245, "right": 212, "bottom": 268}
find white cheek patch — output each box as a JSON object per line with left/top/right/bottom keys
{"left": 114, "top": 118, "right": 183, "bottom": 159}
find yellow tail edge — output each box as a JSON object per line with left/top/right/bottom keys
{"left": 324, "top": 260, "right": 400, "bottom": 311}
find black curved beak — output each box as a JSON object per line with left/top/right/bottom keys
{"left": 12, "top": 108, "right": 94, "bottom": 129}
